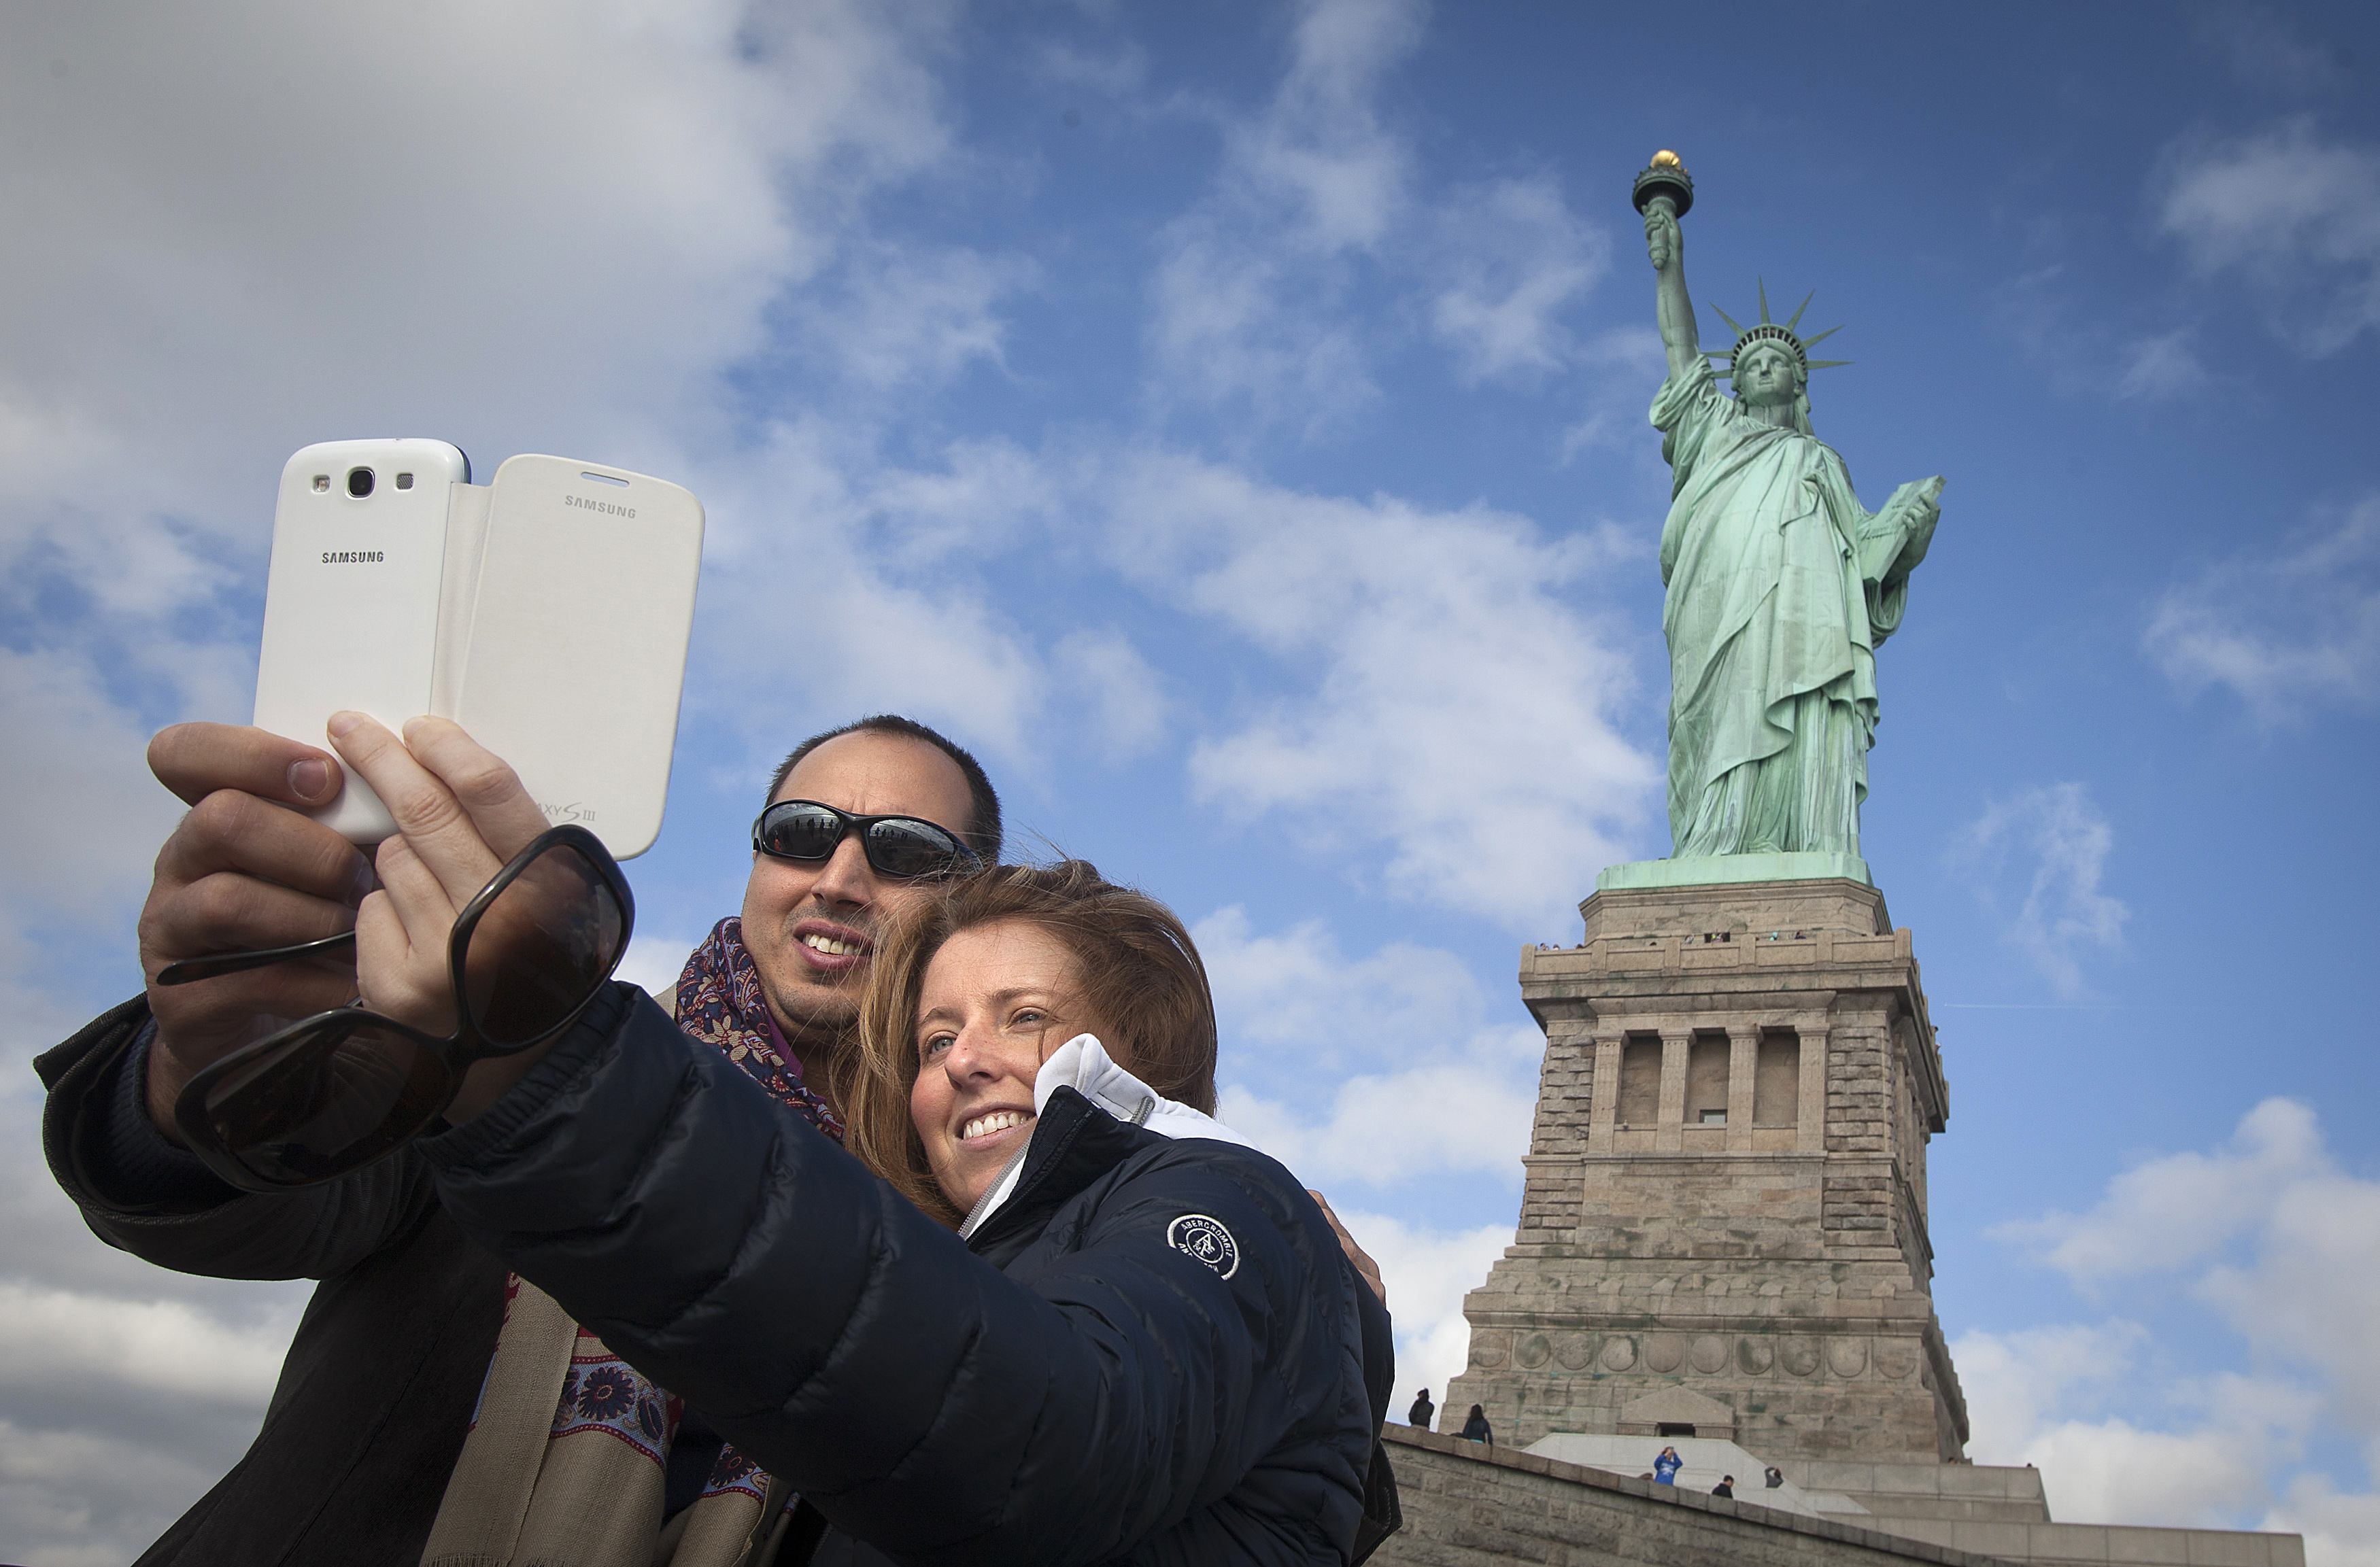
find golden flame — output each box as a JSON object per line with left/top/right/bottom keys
{"left": 1651, "top": 150, "right": 1683, "bottom": 170}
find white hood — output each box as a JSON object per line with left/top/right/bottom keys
{"left": 957, "top": 1034, "right": 1259, "bottom": 1238}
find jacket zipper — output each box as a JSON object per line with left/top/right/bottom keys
{"left": 957, "top": 1141, "right": 1032, "bottom": 1241}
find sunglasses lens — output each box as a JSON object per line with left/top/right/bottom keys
{"left": 864, "top": 819, "right": 967, "bottom": 878}
{"left": 462, "top": 839, "right": 628, "bottom": 1049}
{"left": 758, "top": 804, "right": 844, "bottom": 861}
{"left": 188, "top": 1016, "right": 455, "bottom": 1186}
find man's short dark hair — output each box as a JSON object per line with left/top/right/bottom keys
{"left": 766, "top": 715, "right": 1002, "bottom": 861}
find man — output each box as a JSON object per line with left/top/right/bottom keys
{"left": 1406, "top": 1387, "right": 1435, "bottom": 1431}
{"left": 42, "top": 715, "right": 1389, "bottom": 1562}
{"left": 37, "top": 713, "right": 1002, "bottom": 1564}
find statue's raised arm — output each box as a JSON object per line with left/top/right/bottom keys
{"left": 1637, "top": 152, "right": 1701, "bottom": 380}
{"left": 1620, "top": 152, "right": 1944, "bottom": 883}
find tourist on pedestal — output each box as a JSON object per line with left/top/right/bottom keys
{"left": 1654, "top": 1446, "right": 1683, "bottom": 1485}
{"left": 1459, "top": 1405, "right": 1493, "bottom": 1445}
{"left": 1408, "top": 1389, "right": 1435, "bottom": 1430}
{"left": 1712, "top": 1475, "right": 1735, "bottom": 1498}
{"left": 1765, "top": 1466, "right": 1786, "bottom": 1489}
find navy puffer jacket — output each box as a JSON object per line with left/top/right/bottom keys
{"left": 417, "top": 984, "right": 1392, "bottom": 1564}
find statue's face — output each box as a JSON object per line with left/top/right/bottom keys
{"left": 1734, "top": 343, "right": 1801, "bottom": 409}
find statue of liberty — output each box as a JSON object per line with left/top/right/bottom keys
{"left": 1636, "top": 154, "right": 1942, "bottom": 872}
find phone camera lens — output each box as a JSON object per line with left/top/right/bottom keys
{"left": 347, "top": 467, "right": 375, "bottom": 498}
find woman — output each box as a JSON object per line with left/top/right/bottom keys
{"left": 1458, "top": 1405, "right": 1492, "bottom": 1445}
{"left": 1652, "top": 1445, "right": 1683, "bottom": 1485}
{"left": 813, "top": 860, "right": 1399, "bottom": 1560}
{"left": 330, "top": 713, "right": 1393, "bottom": 1566}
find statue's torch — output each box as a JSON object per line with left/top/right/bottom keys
{"left": 1632, "top": 150, "right": 1693, "bottom": 220}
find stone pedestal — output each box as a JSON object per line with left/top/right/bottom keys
{"left": 1444, "top": 877, "right": 1968, "bottom": 1463}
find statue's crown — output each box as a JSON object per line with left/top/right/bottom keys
{"left": 1709, "top": 281, "right": 1849, "bottom": 383}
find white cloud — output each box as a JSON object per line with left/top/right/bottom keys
{"left": 1968, "top": 1100, "right": 2380, "bottom": 1548}
{"left": 1950, "top": 782, "right": 2127, "bottom": 997}
{"left": 1029, "top": 37, "right": 1149, "bottom": 101}
{"left": 2158, "top": 118, "right": 2380, "bottom": 354}
{"left": 617, "top": 927, "right": 709, "bottom": 1004}
{"left": 0, "top": 646, "right": 188, "bottom": 923}
{"left": 0, "top": 1283, "right": 296, "bottom": 1407}
{"left": 786, "top": 241, "right": 1033, "bottom": 394}
{"left": 1328, "top": 1209, "right": 1512, "bottom": 1427}
{"left": 1146, "top": 0, "right": 1421, "bottom": 434}
{"left": 1559, "top": 326, "right": 1667, "bottom": 462}
{"left": 2114, "top": 328, "right": 2211, "bottom": 401}
{"left": 687, "top": 421, "right": 1052, "bottom": 772}
{"left": 1203, "top": 907, "right": 1542, "bottom": 1186}
{"left": 2269, "top": 1478, "right": 2380, "bottom": 1567}
{"left": 1957, "top": 1321, "right": 2303, "bottom": 1526}
{"left": 1232, "top": 0, "right": 1423, "bottom": 256}
{"left": 1225, "top": 1063, "right": 1537, "bottom": 1189}
{"left": 1426, "top": 175, "right": 1604, "bottom": 385}
{"left": 0, "top": 1, "right": 954, "bottom": 555}
{"left": 1053, "top": 627, "right": 1170, "bottom": 760}
{"left": 1994, "top": 1099, "right": 2323, "bottom": 1286}
{"left": 1146, "top": 1, "right": 1623, "bottom": 434}
{"left": 0, "top": 1418, "right": 264, "bottom": 1567}
{"left": 1103, "top": 452, "right": 1657, "bottom": 931}
{"left": 2147, "top": 494, "right": 2380, "bottom": 717}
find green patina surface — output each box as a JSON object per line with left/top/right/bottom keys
{"left": 1631, "top": 160, "right": 1941, "bottom": 886}
{"left": 1596, "top": 851, "right": 1871, "bottom": 893}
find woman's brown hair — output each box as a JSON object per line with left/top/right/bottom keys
{"left": 836, "top": 860, "right": 1219, "bottom": 1226}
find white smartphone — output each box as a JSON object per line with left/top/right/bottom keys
{"left": 253, "top": 438, "right": 471, "bottom": 842}
{"left": 445, "top": 454, "right": 704, "bottom": 859}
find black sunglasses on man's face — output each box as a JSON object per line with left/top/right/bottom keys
{"left": 750, "top": 799, "right": 980, "bottom": 880}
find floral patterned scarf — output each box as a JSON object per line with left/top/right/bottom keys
{"left": 672, "top": 916, "right": 845, "bottom": 1142}
{"left": 421, "top": 918, "right": 839, "bottom": 1567}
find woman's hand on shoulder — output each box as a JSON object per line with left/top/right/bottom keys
{"left": 1306, "top": 1188, "right": 1386, "bottom": 1307}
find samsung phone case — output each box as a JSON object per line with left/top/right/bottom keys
{"left": 253, "top": 444, "right": 702, "bottom": 859}
{"left": 254, "top": 439, "right": 467, "bottom": 841}
{"left": 445, "top": 455, "right": 704, "bottom": 859}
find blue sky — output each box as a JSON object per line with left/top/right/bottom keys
{"left": 4, "top": 3, "right": 2379, "bottom": 1561}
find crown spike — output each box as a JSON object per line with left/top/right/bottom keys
{"left": 1710, "top": 303, "right": 1746, "bottom": 335}
{"left": 1805, "top": 359, "right": 1852, "bottom": 370}
{"left": 1757, "top": 278, "right": 1771, "bottom": 323}
{"left": 1785, "top": 290, "right": 1815, "bottom": 331}
{"left": 1801, "top": 324, "right": 1843, "bottom": 348}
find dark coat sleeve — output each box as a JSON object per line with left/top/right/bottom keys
{"left": 418, "top": 984, "right": 1370, "bottom": 1566}
{"left": 38, "top": 997, "right": 444, "bottom": 1281}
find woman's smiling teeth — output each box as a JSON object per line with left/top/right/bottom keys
{"left": 961, "top": 1109, "right": 1032, "bottom": 1142}
{"left": 800, "top": 932, "right": 864, "bottom": 957}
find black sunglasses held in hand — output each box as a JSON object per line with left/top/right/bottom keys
{"left": 175, "top": 825, "right": 633, "bottom": 1190}
{"left": 751, "top": 799, "right": 981, "bottom": 880}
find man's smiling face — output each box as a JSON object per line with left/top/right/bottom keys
{"left": 740, "top": 729, "right": 977, "bottom": 1054}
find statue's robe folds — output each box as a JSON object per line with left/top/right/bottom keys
{"left": 1652, "top": 359, "right": 1928, "bottom": 859}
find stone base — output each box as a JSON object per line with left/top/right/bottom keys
{"left": 1376, "top": 1430, "right": 2308, "bottom": 1567}
{"left": 1579, "top": 877, "right": 1890, "bottom": 943}
{"left": 1598, "top": 852, "right": 1872, "bottom": 892}
{"left": 1451, "top": 875, "right": 1961, "bottom": 1464}
{"left": 1373, "top": 1427, "right": 2016, "bottom": 1567}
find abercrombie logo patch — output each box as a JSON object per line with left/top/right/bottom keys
{"left": 320, "top": 551, "right": 385, "bottom": 563}
{"left": 1166, "top": 1214, "right": 1240, "bottom": 1279}
{"left": 564, "top": 494, "right": 636, "bottom": 518}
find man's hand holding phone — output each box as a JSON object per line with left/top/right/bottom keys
{"left": 138, "top": 724, "right": 375, "bottom": 1136}
{"left": 324, "top": 712, "right": 572, "bottom": 1124}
